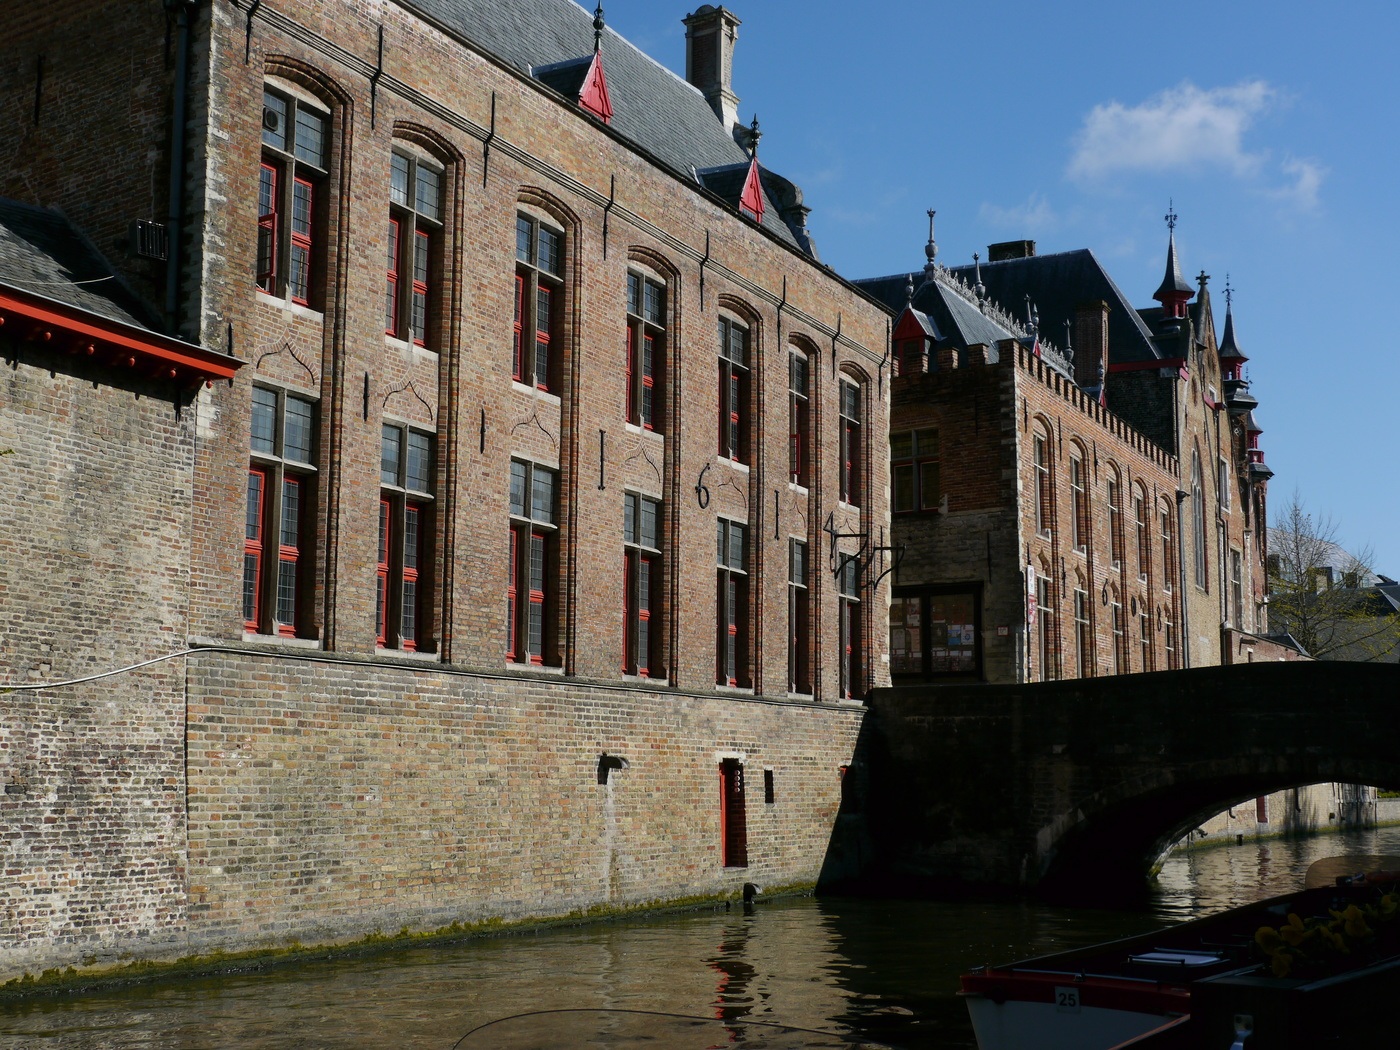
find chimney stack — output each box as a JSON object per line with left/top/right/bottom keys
{"left": 987, "top": 239, "right": 1036, "bottom": 262}
{"left": 1073, "top": 300, "right": 1111, "bottom": 392}
{"left": 684, "top": 5, "right": 742, "bottom": 129}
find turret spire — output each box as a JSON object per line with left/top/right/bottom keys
{"left": 1153, "top": 200, "right": 1193, "bottom": 319}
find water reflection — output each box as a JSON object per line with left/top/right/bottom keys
{"left": 5, "top": 826, "right": 1400, "bottom": 1049}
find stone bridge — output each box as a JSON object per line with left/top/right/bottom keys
{"left": 852, "top": 662, "right": 1400, "bottom": 903}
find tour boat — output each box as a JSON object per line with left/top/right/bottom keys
{"left": 959, "top": 861, "right": 1400, "bottom": 1050}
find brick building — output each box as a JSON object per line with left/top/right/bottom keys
{"left": 857, "top": 216, "right": 1284, "bottom": 684}
{"left": 0, "top": 0, "right": 890, "bottom": 979}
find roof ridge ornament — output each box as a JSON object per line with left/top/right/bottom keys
{"left": 747, "top": 113, "right": 762, "bottom": 159}
{"left": 904, "top": 273, "right": 914, "bottom": 306}
{"left": 593, "top": 3, "right": 604, "bottom": 52}
{"left": 923, "top": 209, "right": 938, "bottom": 278}
{"left": 1063, "top": 319, "right": 1074, "bottom": 366}
{"left": 972, "top": 251, "right": 985, "bottom": 305}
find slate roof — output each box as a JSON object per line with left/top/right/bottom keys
{"left": 859, "top": 272, "right": 1007, "bottom": 349}
{"left": 403, "top": 0, "right": 806, "bottom": 250}
{"left": 946, "top": 249, "right": 1163, "bottom": 366}
{"left": 0, "top": 197, "right": 159, "bottom": 332}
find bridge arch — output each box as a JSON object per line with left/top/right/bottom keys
{"left": 863, "top": 662, "right": 1400, "bottom": 901}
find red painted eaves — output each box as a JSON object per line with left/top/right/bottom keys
{"left": 0, "top": 286, "right": 241, "bottom": 385}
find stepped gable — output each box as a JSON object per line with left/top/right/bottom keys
{"left": 0, "top": 197, "right": 159, "bottom": 331}
{"left": 947, "top": 249, "right": 1162, "bottom": 365}
{"left": 407, "top": 0, "right": 803, "bottom": 250}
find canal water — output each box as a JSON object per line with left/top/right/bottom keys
{"left": 6, "top": 824, "right": 1400, "bottom": 1049}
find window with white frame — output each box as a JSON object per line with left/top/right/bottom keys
{"left": 623, "top": 492, "right": 662, "bottom": 677}
{"left": 514, "top": 212, "right": 564, "bottom": 391}
{"left": 507, "top": 459, "right": 559, "bottom": 665}
{"left": 625, "top": 270, "right": 666, "bottom": 430}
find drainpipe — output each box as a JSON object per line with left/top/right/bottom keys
{"left": 164, "top": 0, "right": 196, "bottom": 336}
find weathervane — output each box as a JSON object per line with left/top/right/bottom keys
{"left": 1165, "top": 199, "right": 1178, "bottom": 232}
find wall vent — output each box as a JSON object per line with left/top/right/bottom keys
{"left": 130, "top": 220, "right": 168, "bottom": 261}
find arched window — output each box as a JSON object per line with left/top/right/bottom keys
{"left": 258, "top": 80, "right": 334, "bottom": 307}
{"left": 1160, "top": 498, "right": 1175, "bottom": 594}
{"left": 1033, "top": 423, "right": 1054, "bottom": 537}
{"left": 625, "top": 262, "right": 669, "bottom": 431}
{"left": 1133, "top": 483, "right": 1150, "bottom": 584}
{"left": 788, "top": 343, "right": 811, "bottom": 486}
{"left": 1106, "top": 464, "right": 1124, "bottom": 571}
{"left": 1191, "top": 452, "right": 1208, "bottom": 589}
{"left": 717, "top": 311, "right": 752, "bottom": 463}
{"left": 838, "top": 373, "right": 864, "bottom": 507}
{"left": 385, "top": 142, "right": 446, "bottom": 349}
{"left": 514, "top": 209, "right": 565, "bottom": 391}
{"left": 1069, "top": 443, "right": 1088, "bottom": 552}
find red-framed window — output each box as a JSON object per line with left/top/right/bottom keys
{"left": 891, "top": 428, "right": 940, "bottom": 512}
{"left": 379, "top": 422, "right": 435, "bottom": 651}
{"left": 246, "top": 384, "right": 317, "bottom": 638}
{"left": 626, "top": 271, "right": 666, "bottom": 431}
{"left": 257, "top": 163, "right": 279, "bottom": 290}
{"left": 623, "top": 492, "right": 662, "bottom": 677}
{"left": 719, "top": 758, "right": 748, "bottom": 868}
{"left": 717, "top": 316, "right": 750, "bottom": 463}
{"left": 789, "top": 539, "right": 811, "bottom": 694}
{"left": 716, "top": 518, "right": 749, "bottom": 687}
{"left": 508, "top": 459, "right": 558, "bottom": 666}
{"left": 258, "top": 87, "right": 329, "bottom": 307}
{"left": 789, "top": 348, "right": 810, "bottom": 486}
{"left": 386, "top": 150, "right": 443, "bottom": 348}
{"left": 243, "top": 469, "right": 267, "bottom": 632}
{"left": 514, "top": 213, "right": 563, "bottom": 391}
{"left": 838, "top": 555, "right": 863, "bottom": 700}
{"left": 838, "top": 377, "right": 862, "bottom": 507}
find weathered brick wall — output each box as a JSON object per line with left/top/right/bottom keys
{"left": 182, "top": 650, "right": 864, "bottom": 955}
{"left": 188, "top": 0, "right": 892, "bottom": 699}
{"left": 0, "top": 342, "right": 192, "bottom": 975}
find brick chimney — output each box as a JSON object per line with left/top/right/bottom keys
{"left": 684, "top": 5, "right": 742, "bottom": 129}
{"left": 987, "top": 239, "right": 1036, "bottom": 262}
{"left": 1073, "top": 300, "right": 1110, "bottom": 391}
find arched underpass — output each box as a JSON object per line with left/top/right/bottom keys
{"left": 857, "top": 662, "right": 1400, "bottom": 903}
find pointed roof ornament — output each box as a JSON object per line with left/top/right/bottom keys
{"left": 1062, "top": 318, "right": 1074, "bottom": 366}
{"left": 922, "top": 209, "right": 938, "bottom": 279}
{"left": 904, "top": 273, "right": 915, "bottom": 306}
{"left": 972, "top": 251, "right": 985, "bottom": 303}
{"left": 1219, "top": 274, "right": 1246, "bottom": 362}
{"left": 593, "top": 2, "right": 605, "bottom": 52}
{"left": 737, "top": 118, "right": 765, "bottom": 223}
{"left": 1153, "top": 199, "right": 1194, "bottom": 318}
{"left": 1024, "top": 294, "right": 1038, "bottom": 334}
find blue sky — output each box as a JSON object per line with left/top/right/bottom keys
{"left": 595, "top": 0, "right": 1400, "bottom": 575}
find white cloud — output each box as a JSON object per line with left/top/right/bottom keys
{"left": 1267, "top": 157, "right": 1327, "bottom": 212}
{"left": 978, "top": 192, "right": 1058, "bottom": 233}
{"left": 1067, "top": 80, "right": 1276, "bottom": 181}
